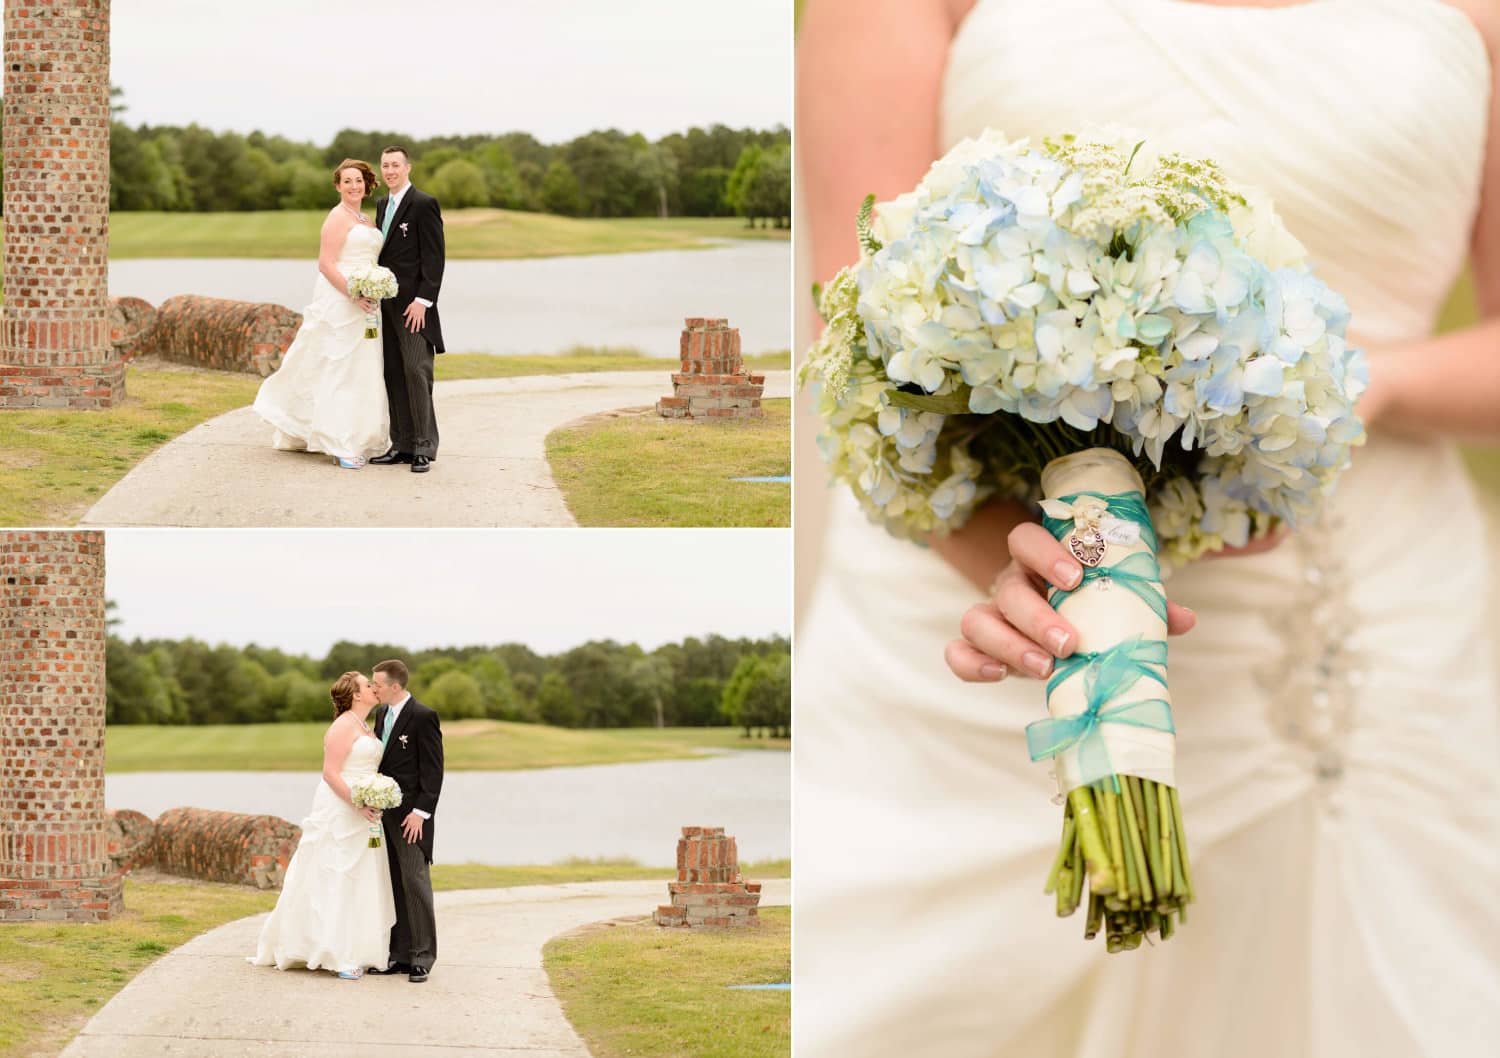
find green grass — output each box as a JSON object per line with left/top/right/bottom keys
{"left": 545, "top": 906, "right": 790, "bottom": 1058}
{"left": 0, "top": 364, "right": 260, "bottom": 526}
{"left": 437, "top": 347, "right": 789, "bottom": 380}
{"left": 104, "top": 721, "right": 787, "bottom": 773}
{"left": 86, "top": 211, "right": 787, "bottom": 261}
{"left": 547, "top": 399, "right": 791, "bottom": 527}
{"left": 0, "top": 863, "right": 790, "bottom": 1058}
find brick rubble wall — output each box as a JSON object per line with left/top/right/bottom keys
{"left": 0, "top": 531, "right": 124, "bottom": 922}
{"left": 148, "top": 295, "right": 302, "bottom": 376}
{"left": 0, "top": 1, "right": 124, "bottom": 409}
{"left": 106, "top": 809, "right": 156, "bottom": 874}
{"left": 657, "top": 318, "right": 765, "bottom": 421}
{"left": 151, "top": 807, "right": 301, "bottom": 890}
{"left": 654, "top": 826, "right": 762, "bottom": 928}
{"left": 109, "top": 297, "right": 159, "bottom": 363}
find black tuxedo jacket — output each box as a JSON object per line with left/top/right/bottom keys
{"left": 374, "top": 186, "right": 446, "bottom": 353}
{"left": 374, "top": 695, "right": 444, "bottom": 863}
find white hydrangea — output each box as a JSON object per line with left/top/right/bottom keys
{"left": 799, "top": 130, "right": 1367, "bottom": 563}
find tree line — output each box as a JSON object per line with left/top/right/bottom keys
{"left": 91, "top": 89, "right": 790, "bottom": 226}
{"left": 105, "top": 631, "right": 791, "bottom": 738}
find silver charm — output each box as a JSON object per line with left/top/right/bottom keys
{"left": 1068, "top": 528, "right": 1107, "bottom": 567}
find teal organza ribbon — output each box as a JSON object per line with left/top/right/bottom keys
{"left": 1047, "top": 551, "right": 1167, "bottom": 624}
{"left": 1046, "top": 636, "right": 1167, "bottom": 698}
{"left": 1041, "top": 490, "right": 1159, "bottom": 554}
{"left": 1026, "top": 636, "right": 1176, "bottom": 786}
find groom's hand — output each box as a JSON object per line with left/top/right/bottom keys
{"left": 403, "top": 301, "right": 427, "bottom": 333}
{"left": 402, "top": 811, "right": 425, "bottom": 844}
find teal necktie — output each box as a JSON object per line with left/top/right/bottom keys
{"left": 381, "top": 706, "right": 396, "bottom": 749}
{"left": 381, "top": 195, "right": 396, "bottom": 239}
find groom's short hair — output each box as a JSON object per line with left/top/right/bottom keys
{"left": 374, "top": 659, "right": 409, "bottom": 688}
{"left": 381, "top": 145, "right": 410, "bottom": 163}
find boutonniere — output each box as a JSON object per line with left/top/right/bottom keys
{"left": 399, "top": 222, "right": 410, "bottom": 237}
{"left": 399, "top": 734, "right": 409, "bottom": 748}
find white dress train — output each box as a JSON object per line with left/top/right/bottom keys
{"left": 794, "top": 1, "right": 1500, "bottom": 1056}
{"left": 253, "top": 224, "right": 391, "bottom": 462}
{"left": 250, "top": 735, "right": 396, "bottom": 974}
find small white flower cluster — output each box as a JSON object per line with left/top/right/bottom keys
{"left": 347, "top": 265, "right": 399, "bottom": 302}
{"left": 349, "top": 773, "right": 402, "bottom": 811}
{"left": 800, "top": 130, "right": 1367, "bottom": 568}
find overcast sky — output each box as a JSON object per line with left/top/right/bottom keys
{"left": 110, "top": 0, "right": 791, "bottom": 144}
{"left": 105, "top": 530, "right": 789, "bottom": 656}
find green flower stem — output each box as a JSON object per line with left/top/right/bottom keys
{"left": 1158, "top": 782, "right": 1175, "bottom": 903}
{"left": 1044, "top": 815, "right": 1078, "bottom": 895}
{"left": 1085, "top": 891, "right": 1104, "bottom": 940}
{"left": 1160, "top": 911, "right": 1176, "bottom": 941}
{"left": 1056, "top": 866, "right": 1074, "bottom": 917}
{"left": 1117, "top": 793, "right": 1141, "bottom": 909}
{"left": 1171, "top": 786, "right": 1196, "bottom": 903}
{"left": 1067, "top": 786, "right": 1115, "bottom": 894}
{"left": 1099, "top": 784, "right": 1127, "bottom": 902}
{"left": 1068, "top": 823, "right": 1086, "bottom": 912}
{"left": 1139, "top": 776, "right": 1165, "bottom": 896}
{"left": 1118, "top": 778, "right": 1154, "bottom": 907}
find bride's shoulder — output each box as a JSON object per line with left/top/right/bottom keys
{"left": 1442, "top": 0, "right": 1500, "bottom": 49}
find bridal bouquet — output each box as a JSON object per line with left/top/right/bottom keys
{"left": 349, "top": 774, "right": 401, "bottom": 848}
{"left": 801, "top": 130, "right": 1367, "bottom": 950}
{"left": 347, "top": 266, "right": 399, "bottom": 339}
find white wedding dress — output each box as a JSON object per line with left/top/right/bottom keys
{"left": 253, "top": 224, "right": 391, "bottom": 462}
{"left": 795, "top": 1, "right": 1500, "bottom": 1055}
{"left": 250, "top": 735, "right": 396, "bottom": 974}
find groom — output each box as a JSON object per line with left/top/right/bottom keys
{"left": 371, "top": 146, "right": 446, "bottom": 474}
{"left": 369, "top": 659, "right": 445, "bottom": 982}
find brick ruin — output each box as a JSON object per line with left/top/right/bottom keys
{"left": 654, "top": 826, "right": 762, "bottom": 928}
{"left": 0, "top": 531, "right": 124, "bottom": 922}
{"left": 0, "top": 1, "right": 124, "bottom": 410}
{"left": 657, "top": 318, "right": 765, "bottom": 421}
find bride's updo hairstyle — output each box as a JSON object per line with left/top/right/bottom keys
{"left": 332, "top": 158, "right": 377, "bottom": 199}
{"left": 330, "top": 671, "right": 363, "bottom": 718}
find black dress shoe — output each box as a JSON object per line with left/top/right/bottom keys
{"left": 410, "top": 455, "right": 431, "bottom": 474}
{"left": 409, "top": 966, "right": 430, "bottom": 983}
{"left": 369, "top": 448, "right": 412, "bottom": 466}
{"left": 368, "top": 962, "right": 411, "bottom": 975}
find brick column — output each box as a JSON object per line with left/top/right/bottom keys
{"left": 0, "top": 531, "right": 124, "bottom": 922}
{"left": 657, "top": 318, "right": 765, "bottom": 421}
{"left": 0, "top": 1, "right": 124, "bottom": 410}
{"left": 654, "top": 826, "right": 762, "bottom": 928}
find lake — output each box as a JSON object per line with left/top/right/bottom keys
{"left": 109, "top": 241, "right": 790, "bottom": 356}
{"left": 106, "top": 750, "right": 789, "bottom": 867}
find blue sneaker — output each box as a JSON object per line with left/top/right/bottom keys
{"left": 337, "top": 457, "right": 365, "bottom": 470}
{"left": 336, "top": 969, "right": 364, "bottom": 980}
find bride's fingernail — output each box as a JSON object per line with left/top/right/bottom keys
{"left": 1024, "top": 651, "right": 1052, "bottom": 678}
{"left": 980, "top": 663, "right": 1007, "bottom": 680}
{"left": 1054, "top": 560, "right": 1081, "bottom": 588}
{"left": 1046, "top": 628, "right": 1070, "bottom": 656}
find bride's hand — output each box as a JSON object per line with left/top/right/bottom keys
{"left": 354, "top": 297, "right": 378, "bottom": 314}
{"left": 945, "top": 522, "right": 1199, "bottom": 683}
{"left": 358, "top": 806, "right": 381, "bottom": 823}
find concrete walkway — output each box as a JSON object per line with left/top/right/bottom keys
{"left": 79, "top": 370, "right": 791, "bottom": 528}
{"left": 61, "top": 878, "right": 791, "bottom": 1058}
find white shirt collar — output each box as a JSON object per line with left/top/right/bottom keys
{"left": 388, "top": 183, "right": 411, "bottom": 210}
{"left": 391, "top": 692, "right": 412, "bottom": 712}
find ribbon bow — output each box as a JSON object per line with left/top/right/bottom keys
{"left": 1047, "top": 550, "right": 1167, "bottom": 624}
{"left": 1026, "top": 637, "right": 1176, "bottom": 786}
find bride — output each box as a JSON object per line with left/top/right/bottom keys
{"left": 253, "top": 159, "right": 391, "bottom": 469}
{"left": 249, "top": 672, "right": 396, "bottom": 979}
{"left": 795, "top": 0, "right": 1500, "bottom": 1055}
